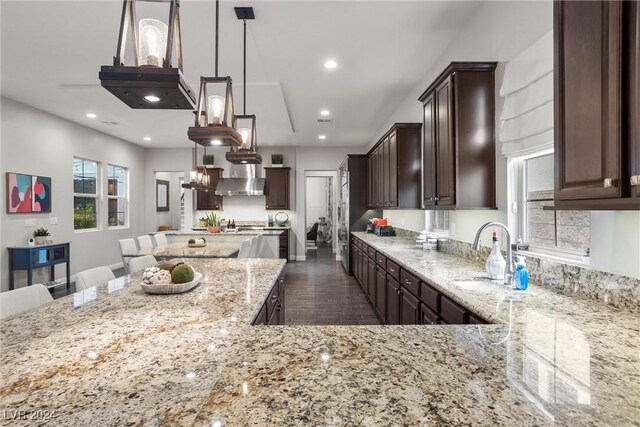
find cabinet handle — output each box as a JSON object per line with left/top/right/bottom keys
{"left": 271, "top": 294, "right": 278, "bottom": 302}
{"left": 396, "top": 289, "right": 401, "bottom": 296}
{"left": 405, "top": 279, "right": 412, "bottom": 285}
{"left": 426, "top": 197, "right": 434, "bottom": 201}
{"left": 433, "top": 197, "right": 440, "bottom": 201}
{"left": 631, "top": 175, "right": 640, "bottom": 187}
{"left": 389, "top": 267, "right": 395, "bottom": 272}
{"left": 603, "top": 178, "right": 616, "bottom": 188}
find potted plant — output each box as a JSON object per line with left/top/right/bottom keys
{"left": 205, "top": 212, "right": 220, "bottom": 233}
{"left": 33, "top": 227, "right": 50, "bottom": 245}
{"left": 271, "top": 154, "right": 284, "bottom": 167}
{"left": 203, "top": 154, "right": 215, "bottom": 167}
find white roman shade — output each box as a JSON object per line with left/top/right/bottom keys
{"left": 500, "top": 31, "right": 554, "bottom": 157}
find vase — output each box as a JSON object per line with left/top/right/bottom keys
{"left": 35, "top": 236, "right": 47, "bottom": 245}
{"left": 208, "top": 226, "right": 221, "bottom": 233}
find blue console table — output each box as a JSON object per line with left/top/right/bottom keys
{"left": 7, "top": 242, "right": 70, "bottom": 290}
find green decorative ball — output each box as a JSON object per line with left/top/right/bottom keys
{"left": 188, "top": 238, "right": 196, "bottom": 244}
{"left": 201, "top": 237, "right": 206, "bottom": 243}
{"left": 171, "top": 264, "right": 194, "bottom": 284}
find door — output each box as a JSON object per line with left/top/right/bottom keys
{"left": 554, "top": 1, "right": 622, "bottom": 200}
{"left": 422, "top": 92, "right": 437, "bottom": 207}
{"left": 367, "top": 258, "right": 376, "bottom": 301}
{"left": 383, "top": 137, "right": 390, "bottom": 206}
{"left": 386, "top": 275, "right": 400, "bottom": 325}
{"left": 361, "top": 255, "right": 369, "bottom": 292}
{"left": 375, "top": 267, "right": 387, "bottom": 321}
{"left": 265, "top": 168, "right": 290, "bottom": 209}
{"left": 388, "top": 132, "right": 398, "bottom": 207}
{"left": 400, "top": 288, "right": 419, "bottom": 325}
{"left": 435, "top": 77, "right": 455, "bottom": 206}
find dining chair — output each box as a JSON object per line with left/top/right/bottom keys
{"left": 128, "top": 255, "right": 158, "bottom": 274}
{"left": 254, "top": 235, "right": 278, "bottom": 258}
{"left": 0, "top": 284, "right": 53, "bottom": 320}
{"left": 237, "top": 237, "right": 254, "bottom": 258}
{"left": 119, "top": 238, "right": 138, "bottom": 273}
{"left": 137, "top": 235, "right": 154, "bottom": 251}
{"left": 153, "top": 233, "right": 168, "bottom": 249}
{"left": 247, "top": 236, "right": 261, "bottom": 258}
{"left": 75, "top": 266, "right": 116, "bottom": 291}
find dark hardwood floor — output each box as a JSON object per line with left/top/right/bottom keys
{"left": 284, "top": 243, "right": 380, "bottom": 325}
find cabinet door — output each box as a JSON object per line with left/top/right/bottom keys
{"left": 422, "top": 93, "right": 437, "bottom": 207}
{"left": 196, "top": 169, "right": 223, "bottom": 210}
{"left": 377, "top": 146, "right": 384, "bottom": 207}
{"left": 435, "top": 77, "right": 455, "bottom": 206}
{"left": 265, "top": 168, "right": 290, "bottom": 209}
{"left": 253, "top": 303, "right": 267, "bottom": 325}
{"left": 386, "top": 275, "right": 400, "bottom": 325}
{"left": 367, "top": 155, "right": 374, "bottom": 207}
{"left": 388, "top": 132, "right": 398, "bottom": 207}
{"left": 554, "top": 1, "right": 622, "bottom": 200}
{"left": 383, "top": 137, "right": 390, "bottom": 206}
{"left": 350, "top": 243, "right": 356, "bottom": 276}
{"left": 367, "top": 259, "right": 377, "bottom": 301}
{"left": 629, "top": 0, "right": 640, "bottom": 199}
{"left": 375, "top": 268, "right": 387, "bottom": 321}
{"left": 361, "top": 250, "right": 368, "bottom": 289}
{"left": 400, "top": 287, "right": 419, "bottom": 325}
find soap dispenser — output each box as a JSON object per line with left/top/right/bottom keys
{"left": 514, "top": 256, "right": 529, "bottom": 291}
{"left": 486, "top": 231, "right": 506, "bottom": 280}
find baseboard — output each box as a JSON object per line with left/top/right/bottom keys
{"left": 295, "top": 255, "right": 306, "bottom": 261}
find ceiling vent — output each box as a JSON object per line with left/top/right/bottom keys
{"left": 317, "top": 118, "right": 333, "bottom": 123}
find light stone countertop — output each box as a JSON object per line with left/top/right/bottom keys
{"left": 1, "top": 247, "right": 638, "bottom": 426}
{"left": 123, "top": 242, "right": 241, "bottom": 258}
{"left": 163, "top": 230, "right": 284, "bottom": 236}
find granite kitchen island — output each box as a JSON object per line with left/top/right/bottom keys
{"left": 0, "top": 255, "right": 638, "bottom": 426}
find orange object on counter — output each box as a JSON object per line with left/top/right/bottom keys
{"left": 373, "top": 218, "right": 388, "bottom": 226}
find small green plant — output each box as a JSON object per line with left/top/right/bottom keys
{"left": 33, "top": 227, "right": 50, "bottom": 237}
{"left": 271, "top": 154, "right": 283, "bottom": 165}
{"left": 203, "top": 154, "right": 215, "bottom": 166}
{"left": 204, "top": 211, "right": 218, "bottom": 226}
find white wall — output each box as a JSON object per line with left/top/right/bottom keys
{"left": 306, "top": 177, "right": 330, "bottom": 227}
{"left": 0, "top": 97, "right": 146, "bottom": 291}
{"left": 383, "top": 209, "right": 425, "bottom": 232}
{"left": 154, "top": 171, "right": 184, "bottom": 230}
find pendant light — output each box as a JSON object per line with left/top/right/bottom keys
{"left": 226, "top": 7, "right": 262, "bottom": 165}
{"left": 182, "top": 143, "right": 216, "bottom": 191}
{"left": 187, "top": 0, "right": 243, "bottom": 147}
{"left": 99, "top": 0, "right": 196, "bottom": 109}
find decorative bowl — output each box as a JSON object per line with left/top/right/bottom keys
{"left": 187, "top": 243, "right": 207, "bottom": 248}
{"left": 140, "top": 272, "right": 202, "bottom": 295}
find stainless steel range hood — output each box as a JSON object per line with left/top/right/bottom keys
{"left": 214, "top": 164, "right": 265, "bottom": 196}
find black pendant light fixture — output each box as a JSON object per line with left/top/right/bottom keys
{"left": 182, "top": 143, "right": 216, "bottom": 191}
{"left": 187, "top": 0, "right": 243, "bottom": 148}
{"left": 99, "top": 0, "right": 196, "bottom": 109}
{"left": 226, "top": 7, "right": 262, "bottom": 165}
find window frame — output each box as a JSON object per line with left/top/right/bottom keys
{"left": 515, "top": 150, "right": 590, "bottom": 264}
{"left": 73, "top": 157, "right": 101, "bottom": 232}
{"left": 107, "top": 163, "right": 129, "bottom": 229}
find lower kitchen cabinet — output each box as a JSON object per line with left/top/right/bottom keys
{"left": 253, "top": 273, "right": 286, "bottom": 325}
{"left": 350, "top": 235, "right": 490, "bottom": 326}
{"left": 400, "top": 287, "right": 419, "bottom": 325}
{"left": 278, "top": 229, "right": 289, "bottom": 260}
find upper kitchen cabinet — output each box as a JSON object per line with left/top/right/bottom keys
{"left": 418, "top": 62, "right": 497, "bottom": 210}
{"left": 367, "top": 123, "right": 422, "bottom": 209}
{"left": 264, "top": 167, "right": 291, "bottom": 210}
{"left": 196, "top": 167, "right": 224, "bottom": 211}
{"left": 553, "top": 0, "right": 639, "bottom": 208}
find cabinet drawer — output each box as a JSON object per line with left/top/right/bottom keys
{"left": 361, "top": 242, "right": 368, "bottom": 253}
{"left": 420, "top": 303, "right": 439, "bottom": 325}
{"left": 386, "top": 259, "right": 400, "bottom": 281}
{"left": 399, "top": 270, "right": 419, "bottom": 298}
{"left": 440, "top": 295, "right": 468, "bottom": 325}
{"left": 266, "top": 283, "right": 279, "bottom": 318}
{"left": 376, "top": 253, "right": 387, "bottom": 269}
{"left": 420, "top": 282, "right": 440, "bottom": 313}
{"left": 368, "top": 246, "right": 376, "bottom": 258}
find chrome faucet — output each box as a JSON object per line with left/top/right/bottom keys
{"left": 472, "top": 222, "right": 514, "bottom": 285}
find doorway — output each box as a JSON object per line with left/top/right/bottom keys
{"left": 304, "top": 172, "right": 336, "bottom": 255}
{"left": 154, "top": 171, "right": 185, "bottom": 231}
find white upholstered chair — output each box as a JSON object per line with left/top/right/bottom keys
{"left": 75, "top": 266, "right": 116, "bottom": 291}
{"left": 153, "top": 233, "right": 168, "bottom": 249}
{"left": 128, "top": 255, "right": 158, "bottom": 274}
{"left": 237, "top": 237, "right": 254, "bottom": 258}
{"left": 137, "top": 235, "right": 154, "bottom": 251}
{"left": 119, "top": 238, "right": 138, "bottom": 273}
{"left": 0, "top": 284, "right": 53, "bottom": 320}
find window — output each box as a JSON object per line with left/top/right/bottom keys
{"left": 427, "top": 211, "right": 449, "bottom": 235}
{"left": 107, "top": 164, "right": 128, "bottom": 228}
{"left": 520, "top": 153, "right": 590, "bottom": 257}
{"left": 73, "top": 158, "right": 99, "bottom": 230}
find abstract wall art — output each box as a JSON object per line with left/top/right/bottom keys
{"left": 32, "top": 175, "right": 52, "bottom": 213}
{"left": 6, "top": 172, "right": 33, "bottom": 213}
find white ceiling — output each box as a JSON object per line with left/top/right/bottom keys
{"left": 1, "top": 0, "right": 480, "bottom": 148}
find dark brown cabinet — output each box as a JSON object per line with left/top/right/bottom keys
{"left": 375, "top": 267, "right": 387, "bottom": 321}
{"left": 253, "top": 273, "right": 286, "bottom": 325}
{"left": 278, "top": 229, "right": 289, "bottom": 260}
{"left": 196, "top": 167, "right": 224, "bottom": 210}
{"left": 264, "top": 167, "right": 290, "bottom": 210}
{"left": 367, "top": 256, "right": 377, "bottom": 302}
{"left": 419, "top": 62, "right": 497, "bottom": 210}
{"left": 386, "top": 275, "right": 400, "bottom": 325}
{"left": 553, "top": 1, "right": 640, "bottom": 209}
{"left": 400, "top": 287, "right": 419, "bottom": 325}
{"left": 367, "top": 123, "right": 422, "bottom": 209}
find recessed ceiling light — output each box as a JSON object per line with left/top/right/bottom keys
{"left": 144, "top": 136, "right": 151, "bottom": 141}
{"left": 144, "top": 95, "right": 162, "bottom": 103}
{"left": 318, "top": 135, "right": 327, "bottom": 140}
{"left": 210, "top": 139, "right": 222, "bottom": 146}
{"left": 86, "top": 113, "right": 97, "bottom": 119}
{"left": 320, "top": 109, "right": 330, "bottom": 116}
{"left": 324, "top": 59, "right": 337, "bottom": 69}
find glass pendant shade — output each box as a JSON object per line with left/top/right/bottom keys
{"left": 138, "top": 19, "right": 168, "bottom": 67}
{"left": 207, "top": 95, "right": 225, "bottom": 125}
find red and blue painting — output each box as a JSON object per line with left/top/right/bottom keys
{"left": 6, "top": 172, "right": 52, "bottom": 213}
